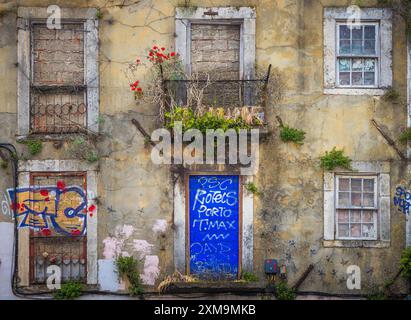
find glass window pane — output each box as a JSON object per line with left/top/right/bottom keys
{"left": 364, "top": 59, "right": 375, "bottom": 71}
{"left": 363, "top": 179, "right": 374, "bottom": 192}
{"left": 352, "top": 72, "right": 363, "bottom": 85}
{"left": 352, "top": 59, "right": 363, "bottom": 71}
{"left": 351, "top": 193, "right": 362, "bottom": 206}
{"left": 364, "top": 40, "right": 376, "bottom": 55}
{"left": 362, "top": 224, "right": 375, "bottom": 238}
{"left": 351, "top": 178, "right": 362, "bottom": 191}
{"left": 340, "top": 25, "right": 351, "bottom": 39}
{"left": 364, "top": 72, "right": 375, "bottom": 86}
{"left": 339, "top": 59, "right": 351, "bottom": 72}
{"left": 339, "top": 192, "right": 350, "bottom": 206}
{"left": 350, "top": 224, "right": 361, "bottom": 237}
{"left": 338, "top": 224, "right": 350, "bottom": 237}
{"left": 339, "top": 72, "right": 350, "bottom": 85}
{"left": 339, "top": 178, "right": 350, "bottom": 191}
{"left": 362, "top": 211, "right": 374, "bottom": 223}
{"left": 364, "top": 25, "right": 376, "bottom": 39}
{"left": 352, "top": 27, "right": 363, "bottom": 39}
{"left": 350, "top": 210, "right": 361, "bottom": 222}
{"left": 352, "top": 40, "right": 363, "bottom": 54}
{"left": 338, "top": 209, "right": 349, "bottom": 222}
{"left": 340, "top": 40, "right": 351, "bottom": 54}
{"left": 363, "top": 193, "right": 375, "bottom": 207}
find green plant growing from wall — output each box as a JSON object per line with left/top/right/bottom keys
{"left": 69, "top": 137, "right": 100, "bottom": 163}
{"left": 240, "top": 271, "right": 259, "bottom": 282}
{"left": 95, "top": 8, "right": 103, "bottom": 20}
{"left": 245, "top": 182, "right": 261, "bottom": 197}
{"left": 115, "top": 255, "right": 144, "bottom": 296}
{"left": 398, "top": 128, "right": 411, "bottom": 144}
{"left": 320, "top": 147, "right": 352, "bottom": 171}
{"left": 19, "top": 139, "right": 43, "bottom": 156}
{"left": 53, "top": 281, "right": 84, "bottom": 300}
{"left": 399, "top": 246, "right": 411, "bottom": 279}
{"left": 279, "top": 125, "right": 306, "bottom": 145}
{"left": 274, "top": 281, "right": 296, "bottom": 300}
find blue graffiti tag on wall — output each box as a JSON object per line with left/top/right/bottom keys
{"left": 6, "top": 185, "right": 87, "bottom": 236}
{"left": 189, "top": 175, "right": 239, "bottom": 280}
{"left": 393, "top": 186, "right": 411, "bottom": 215}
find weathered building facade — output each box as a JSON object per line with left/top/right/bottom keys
{"left": 0, "top": 0, "right": 410, "bottom": 298}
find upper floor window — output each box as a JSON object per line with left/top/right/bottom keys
{"left": 17, "top": 7, "right": 99, "bottom": 138}
{"left": 324, "top": 8, "right": 392, "bottom": 95}
{"left": 337, "top": 23, "right": 379, "bottom": 87}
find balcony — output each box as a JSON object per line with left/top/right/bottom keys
{"left": 161, "top": 65, "right": 272, "bottom": 127}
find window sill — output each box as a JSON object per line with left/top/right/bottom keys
{"left": 323, "top": 240, "right": 390, "bottom": 248}
{"left": 16, "top": 131, "right": 98, "bottom": 142}
{"left": 324, "top": 88, "right": 387, "bottom": 96}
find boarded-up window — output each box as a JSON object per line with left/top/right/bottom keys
{"left": 29, "top": 173, "right": 87, "bottom": 284}
{"left": 190, "top": 24, "right": 241, "bottom": 106}
{"left": 191, "top": 24, "right": 240, "bottom": 80}
{"left": 30, "top": 24, "right": 86, "bottom": 134}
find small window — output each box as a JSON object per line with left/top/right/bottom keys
{"left": 336, "top": 176, "right": 378, "bottom": 240}
{"left": 336, "top": 23, "right": 379, "bottom": 87}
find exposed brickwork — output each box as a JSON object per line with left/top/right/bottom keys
{"left": 191, "top": 24, "right": 240, "bottom": 80}
{"left": 32, "top": 24, "right": 84, "bottom": 85}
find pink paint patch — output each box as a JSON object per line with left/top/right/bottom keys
{"left": 102, "top": 237, "right": 124, "bottom": 259}
{"left": 141, "top": 255, "right": 160, "bottom": 286}
{"left": 152, "top": 219, "right": 168, "bottom": 234}
{"left": 132, "top": 240, "right": 153, "bottom": 259}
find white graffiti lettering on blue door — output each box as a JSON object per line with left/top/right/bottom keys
{"left": 189, "top": 175, "right": 239, "bottom": 280}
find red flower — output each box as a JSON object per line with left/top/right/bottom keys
{"left": 131, "top": 87, "right": 136, "bottom": 91}
{"left": 161, "top": 47, "right": 166, "bottom": 51}
{"left": 170, "top": 52, "right": 176, "bottom": 57}
{"left": 133, "top": 80, "right": 139, "bottom": 86}
{"left": 149, "top": 52, "right": 154, "bottom": 57}
{"left": 57, "top": 181, "right": 65, "bottom": 191}
{"left": 137, "top": 88, "right": 142, "bottom": 92}
{"left": 40, "top": 189, "right": 49, "bottom": 197}
{"left": 153, "top": 46, "right": 158, "bottom": 50}
{"left": 136, "top": 58, "right": 141, "bottom": 63}
{"left": 88, "top": 204, "right": 96, "bottom": 212}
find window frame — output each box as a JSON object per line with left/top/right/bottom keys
{"left": 335, "top": 175, "right": 379, "bottom": 240}
{"left": 335, "top": 21, "right": 380, "bottom": 88}
{"left": 323, "top": 7, "right": 392, "bottom": 96}
{"left": 17, "top": 7, "right": 99, "bottom": 139}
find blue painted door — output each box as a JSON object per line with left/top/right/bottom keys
{"left": 189, "top": 175, "right": 240, "bottom": 280}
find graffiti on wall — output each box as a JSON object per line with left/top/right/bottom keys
{"left": 393, "top": 186, "right": 411, "bottom": 215}
{"left": 189, "top": 175, "right": 240, "bottom": 280}
{"left": 2, "top": 183, "right": 89, "bottom": 236}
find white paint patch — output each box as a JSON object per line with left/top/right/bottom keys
{"left": 98, "top": 259, "right": 121, "bottom": 292}
{"left": 102, "top": 237, "right": 123, "bottom": 260}
{"left": 132, "top": 239, "right": 154, "bottom": 259}
{"left": 117, "top": 224, "right": 134, "bottom": 239}
{"left": 152, "top": 219, "right": 168, "bottom": 234}
{"left": 141, "top": 255, "right": 160, "bottom": 286}
{"left": 0, "top": 222, "right": 14, "bottom": 298}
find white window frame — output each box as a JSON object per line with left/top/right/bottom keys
{"left": 336, "top": 22, "right": 380, "bottom": 88}
{"left": 17, "top": 7, "right": 99, "bottom": 138}
{"left": 335, "top": 175, "right": 378, "bottom": 240}
{"left": 324, "top": 7, "right": 392, "bottom": 95}
{"left": 175, "top": 7, "right": 256, "bottom": 81}
{"left": 323, "top": 161, "right": 391, "bottom": 248}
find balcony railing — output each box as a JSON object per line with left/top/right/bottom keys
{"left": 162, "top": 65, "right": 272, "bottom": 110}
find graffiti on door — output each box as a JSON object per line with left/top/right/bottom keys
{"left": 189, "top": 175, "right": 240, "bottom": 280}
